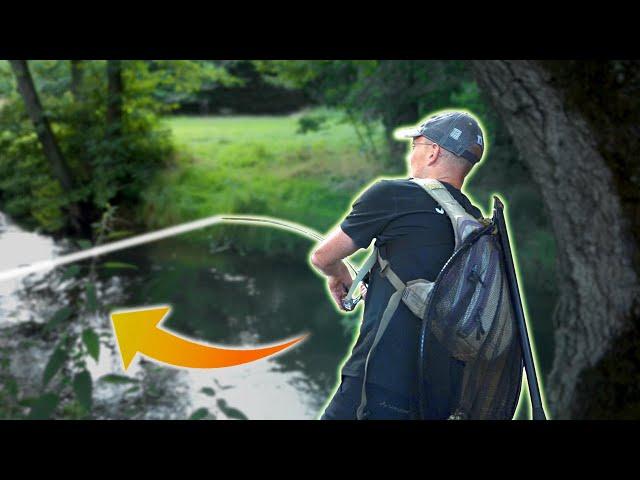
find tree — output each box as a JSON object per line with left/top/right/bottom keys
{"left": 2, "top": 60, "right": 235, "bottom": 237}
{"left": 255, "top": 60, "right": 473, "bottom": 169}
{"left": 70, "top": 60, "right": 84, "bottom": 101}
{"left": 8, "top": 60, "right": 89, "bottom": 236}
{"left": 470, "top": 60, "right": 640, "bottom": 419}
{"left": 106, "top": 60, "right": 123, "bottom": 137}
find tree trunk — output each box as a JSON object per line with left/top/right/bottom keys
{"left": 106, "top": 60, "right": 123, "bottom": 136}
{"left": 70, "top": 60, "right": 84, "bottom": 101}
{"left": 10, "top": 60, "right": 76, "bottom": 193}
{"left": 9, "top": 60, "right": 90, "bottom": 236}
{"left": 69, "top": 60, "right": 95, "bottom": 186}
{"left": 470, "top": 60, "right": 640, "bottom": 419}
{"left": 380, "top": 61, "right": 419, "bottom": 170}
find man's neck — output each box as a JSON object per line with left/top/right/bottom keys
{"left": 411, "top": 173, "right": 463, "bottom": 190}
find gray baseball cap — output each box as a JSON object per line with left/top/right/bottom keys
{"left": 395, "top": 111, "right": 485, "bottom": 164}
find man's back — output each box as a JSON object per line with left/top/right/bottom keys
{"left": 338, "top": 177, "right": 483, "bottom": 410}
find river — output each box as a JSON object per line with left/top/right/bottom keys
{"left": 0, "top": 210, "right": 553, "bottom": 419}
{"left": 0, "top": 211, "right": 355, "bottom": 419}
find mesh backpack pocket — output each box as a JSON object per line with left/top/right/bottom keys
{"left": 428, "top": 230, "right": 515, "bottom": 363}
{"left": 422, "top": 224, "right": 523, "bottom": 419}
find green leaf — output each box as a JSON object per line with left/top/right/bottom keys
{"left": 4, "top": 377, "right": 18, "bottom": 397}
{"left": 27, "top": 393, "right": 60, "bottom": 419}
{"left": 77, "top": 239, "right": 92, "bottom": 250}
{"left": 123, "top": 385, "right": 141, "bottom": 395}
{"left": 106, "top": 230, "right": 134, "bottom": 240}
{"left": 72, "top": 370, "right": 93, "bottom": 412}
{"left": 99, "top": 374, "right": 139, "bottom": 385}
{"left": 45, "top": 306, "right": 73, "bottom": 331}
{"left": 18, "top": 397, "right": 37, "bottom": 408}
{"left": 217, "top": 399, "right": 248, "bottom": 420}
{"left": 189, "top": 408, "right": 210, "bottom": 420}
{"left": 101, "top": 261, "right": 138, "bottom": 270}
{"left": 42, "top": 346, "right": 67, "bottom": 387}
{"left": 60, "top": 265, "right": 81, "bottom": 281}
{"left": 200, "top": 387, "right": 215, "bottom": 397}
{"left": 82, "top": 328, "right": 100, "bottom": 362}
{"left": 85, "top": 283, "right": 97, "bottom": 312}
{"left": 146, "top": 385, "right": 162, "bottom": 399}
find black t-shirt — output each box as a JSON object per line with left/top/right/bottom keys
{"left": 338, "top": 177, "right": 483, "bottom": 397}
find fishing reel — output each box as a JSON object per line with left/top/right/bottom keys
{"left": 342, "top": 295, "right": 362, "bottom": 312}
{"left": 341, "top": 272, "right": 370, "bottom": 311}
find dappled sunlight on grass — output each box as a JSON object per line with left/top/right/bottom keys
{"left": 139, "top": 111, "right": 387, "bottom": 257}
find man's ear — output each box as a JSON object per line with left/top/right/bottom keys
{"left": 426, "top": 144, "right": 441, "bottom": 166}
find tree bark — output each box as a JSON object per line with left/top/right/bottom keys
{"left": 470, "top": 60, "right": 640, "bottom": 419}
{"left": 379, "top": 61, "right": 419, "bottom": 169}
{"left": 9, "top": 60, "right": 92, "bottom": 237}
{"left": 9, "top": 60, "right": 76, "bottom": 194}
{"left": 70, "top": 60, "right": 84, "bottom": 101}
{"left": 9, "top": 61, "right": 88, "bottom": 235}
{"left": 106, "top": 60, "right": 123, "bottom": 136}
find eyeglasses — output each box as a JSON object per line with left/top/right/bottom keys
{"left": 411, "top": 141, "right": 437, "bottom": 150}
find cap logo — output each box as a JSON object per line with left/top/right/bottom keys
{"left": 477, "top": 135, "right": 483, "bottom": 145}
{"left": 449, "top": 128, "right": 462, "bottom": 140}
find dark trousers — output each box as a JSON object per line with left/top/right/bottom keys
{"left": 319, "top": 375, "right": 421, "bottom": 420}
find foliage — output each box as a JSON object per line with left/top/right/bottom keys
{"left": 171, "top": 61, "right": 308, "bottom": 115}
{"left": 0, "top": 204, "right": 139, "bottom": 419}
{"left": 254, "top": 60, "right": 479, "bottom": 169}
{"left": 0, "top": 60, "right": 235, "bottom": 235}
{"left": 139, "top": 112, "right": 386, "bottom": 259}
{"left": 142, "top": 60, "right": 240, "bottom": 109}
{"left": 296, "top": 111, "right": 329, "bottom": 134}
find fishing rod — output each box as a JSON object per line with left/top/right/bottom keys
{"left": 0, "top": 214, "right": 360, "bottom": 288}
{"left": 222, "top": 216, "right": 365, "bottom": 309}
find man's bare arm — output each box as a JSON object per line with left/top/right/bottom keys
{"left": 310, "top": 227, "right": 359, "bottom": 276}
{"left": 310, "top": 227, "right": 361, "bottom": 311}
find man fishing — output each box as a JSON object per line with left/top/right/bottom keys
{"left": 310, "top": 110, "right": 486, "bottom": 420}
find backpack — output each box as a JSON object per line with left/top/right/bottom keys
{"left": 344, "top": 178, "right": 524, "bottom": 420}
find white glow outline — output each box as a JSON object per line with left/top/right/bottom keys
{"left": 318, "top": 109, "right": 549, "bottom": 420}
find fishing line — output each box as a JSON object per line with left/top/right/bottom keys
{"left": 0, "top": 214, "right": 358, "bottom": 283}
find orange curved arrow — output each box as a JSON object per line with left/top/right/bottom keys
{"left": 110, "top": 305, "right": 307, "bottom": 371}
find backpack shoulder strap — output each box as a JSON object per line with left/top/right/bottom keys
{"left": 410, "top": 178, "right": 479, "bottom": 249}
{"left": 356, "top": 248, "right": 407, "bottom": 419}
{"left": 344, "top": 247, "right": 378, "bottom": 306}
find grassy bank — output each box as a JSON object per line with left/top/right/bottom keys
{"left": 139, "top": 110, "right": 388, "bottom": 260}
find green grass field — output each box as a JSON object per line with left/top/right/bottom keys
{"left": 138, "top": 110, "right": 391, "bottom": 258}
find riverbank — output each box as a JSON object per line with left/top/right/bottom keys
{"left": 0, "top": 210, "right": 348, "bottom": 419}
{"left": 138, "top": 111, "right": 389, "bottom": 261}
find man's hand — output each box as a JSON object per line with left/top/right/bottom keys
{"left": 360, "top": 283, "right": 367, "bottom": 300}
{"left": 310, "top": 226, "right": 361, "bottom": 311}
{"left": 328, "top": 271, "right": 354, "bottom": 312}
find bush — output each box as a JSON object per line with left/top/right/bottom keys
{"left": 0, "top": 60, "right": 227, "bottom": 235}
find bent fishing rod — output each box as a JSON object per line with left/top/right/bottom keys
{"left": 0, "top": 214, "right": 366, "bottom": 307}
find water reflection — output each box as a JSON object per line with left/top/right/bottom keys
{"left": 1, "top": 211, "right": 553, "bottom": 420}
{"left": 0, "top": 212, "right": 64, "bottom": 324}
{"left": 0, "top": 214, "right": 353, "bottom": 419}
